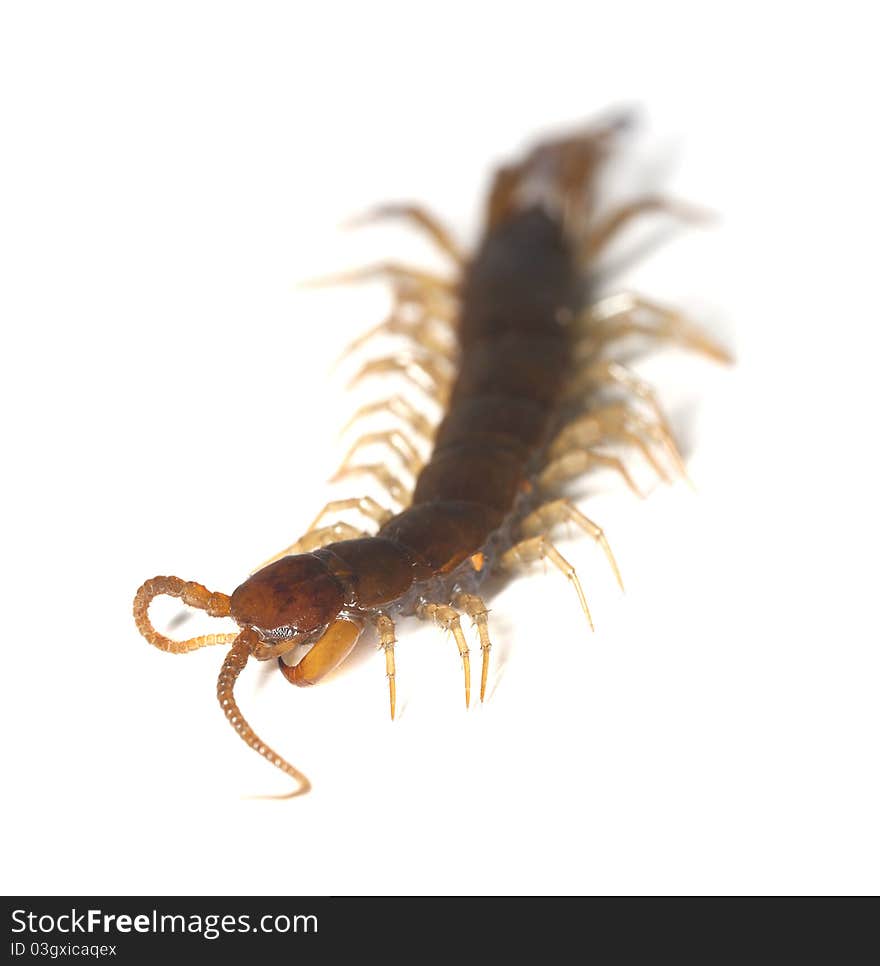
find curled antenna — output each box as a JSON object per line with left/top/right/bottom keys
{"left": 132, "top": 576, "right": 237, "bottom": 653}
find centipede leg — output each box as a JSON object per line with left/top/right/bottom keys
{"left": 337, "top": 430, "right": 424, "bottom": 478}
{"left": 584, "top": 196, "right": 712, "bottom": 260}
{"left": 452, "top": 592, "right": 492, "bottom": 702}
{"left": 499, "top": 535, "right": 594, "bottom": 631}
{"left": 330, "top": 463, "right": 412, "bottom": 506}
{"left": 575, "top": 293, "right": 732, "bottom": 364}
{"left": 550, "top": 402, "right": 687, "bottom": 483}
{"left": 417, "top": 603, "right": 471, "bottom": 708}
{"left": 348, "top": 354, "right": 453, "bottom": 404}
{"left": 538, "top": 448, "right": 644, "bottom": 497}
{"left": 344, "top": 203, "right": 465, "bottom": 264}
{"left": 301, "top": 261, "right": 457, "bottom": 299}
{"left": 341, "top": 395, "right": 437, "bottom": 442}
{"left": 372, "top": 613, "right": 397, "bottom": 720}
{"left": 335, "top": 303, "right": 457, "bottom": 367}
{"left": 566, "top": 359, "right": 665, "bottom": 422}
{"left": 252, "top": 522, "right": 368, "bottom": 573}
{"left": 518, "top": 500, "right": 623, "bottom": 591}
{"left": 307, "top": 496, "right": 394, "bottom": 533}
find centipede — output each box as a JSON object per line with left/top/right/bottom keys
{"left": 133, "top": 113, "right": 730, "bottom": 796}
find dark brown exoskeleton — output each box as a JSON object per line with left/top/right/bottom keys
{"left": 133, "top": 114, "right": 730, "bottom": 795}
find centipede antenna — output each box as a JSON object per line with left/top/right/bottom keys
{"left": 133, "top": 577, "right": 237, "bottom": 654}
{"left": 217, "top": 631, "right": 311, "bottom": 799}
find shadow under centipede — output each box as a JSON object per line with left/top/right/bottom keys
{"left": 167, "top": 609, "right": 194, "bottom": 633}
{"left": 667, "top": 403, "right": 699, "bottom": 463}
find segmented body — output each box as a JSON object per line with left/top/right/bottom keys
{"left": 133, "top": 116, "right": 729, "bottom": 795}
{"left": 329, "top": 208, "right": 578, "bottom": 609}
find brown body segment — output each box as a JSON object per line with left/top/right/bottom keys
{"left": 412, "top": 439, "right": 528, "bottom": 513}
{"left": 314, "top": 538, "right": 416, "bottom": 610}
{"left": 458, "top": 208, "right": 580, "bottom": 340}
{"left": 432, "top": 394, "right": 550, "bottom": 450}
{"left": 378, "top": 501, "right": 503, "bottom": 576}
{"left": 449, "top": 334, "right": 570, "bottom": 407}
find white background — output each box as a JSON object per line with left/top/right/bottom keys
{"left": 2, "top": 1, "right": 878, "bottom": 896}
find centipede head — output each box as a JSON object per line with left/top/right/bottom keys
{"left": 229, "top": 553, "right": 346, "bottom": 652}
{"left": 132, "top": 553, "right": 361, "bottom": 796}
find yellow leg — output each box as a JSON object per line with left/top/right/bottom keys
{"left": 341, "top": 395, "right": 437, "bottom": 442}
{"left": 335, "top": 303, "right": 457, "bottom": 368}
{"left": 417, "top": 603, "right": 471, "bottom": 708}
{"left": 344, "top": 203, "right": 465, "bottom": 264}
{"left": 566, "top": 359, "right": 669, "bottom": 428}
{"left": 347, "top": 354, "right": 453, "bottom": 404}
{"left": 584, "top": 195, "right": 712, "bottom": 260}
{"left": 330, "top": 463, "right": 411, "bottom": 506}
{"left": 575, "top": 292, "right": 732, "bottom": 364}
{"left": 252, "top": 522, "right": 367, "bottom": 573}
{"left": 518, "top": 499, "right": 623, "bottom": 591}
{"left": 550, "top": 401, "right": 687, "bottom": 484}
{"left": 307, "top": 496, "right": 393, "bottom": 533}
{"left": 300, "top": 260, "right": 457, "bottom": 299}
{"left": 499, "top": 535, "right": 594, "bottom": 631}
{"left": 452, "top": 592, "right": 492, "bottom": 702}
{"left": 372, "top": 612, "right": 397, "bottom": 720}
{"left": 538, "top": 448, "right": 643, "bottom": 498}
{"left": 338, "top": 429, "right": 424, "bottom": 477}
